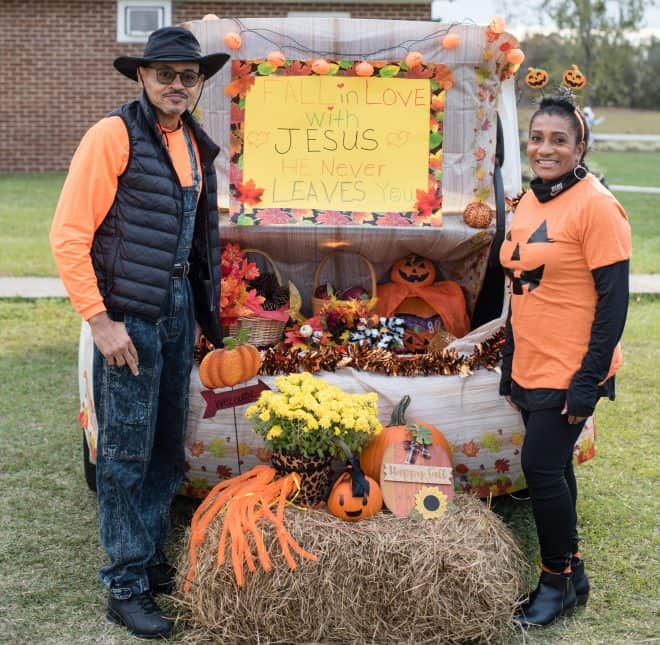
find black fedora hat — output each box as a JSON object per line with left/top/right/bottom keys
{"left": 114, "top": 26, "right": 229, "bottom": 81}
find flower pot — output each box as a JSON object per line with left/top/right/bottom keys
{"left": 270, "top": 451, "right": 334, "bottom": 508}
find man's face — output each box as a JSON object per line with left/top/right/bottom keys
{"left": 137, "top": 62, "right": 203, "bottom": 124}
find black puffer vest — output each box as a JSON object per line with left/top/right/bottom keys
{"left": 91, "top": 91, "right": 222, "bottom": 343}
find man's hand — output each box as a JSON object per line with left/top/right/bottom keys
{"left": 88, "top": 312, "right": 139, "bottom": 376}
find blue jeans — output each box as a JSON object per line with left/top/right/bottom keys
{"left": 93, "top": 276, "right": 195, "bottom": 598}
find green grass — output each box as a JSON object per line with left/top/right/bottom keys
{"left": 0, "top": 172, "right": 65, "bottom": 277}
{"left": 0, "top": 296, "right": 658, "bottom": 642}
{"left": 589, "top": 151, "right": 660, "bottom": 187}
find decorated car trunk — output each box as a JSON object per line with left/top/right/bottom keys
{"left": 78, "top": 17, "right": 596, "bottom": 500}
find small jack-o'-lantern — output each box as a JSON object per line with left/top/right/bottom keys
{"left": 328, "top": 441, "right": 382, "bottom": 522}
{"left": 391, "top": 254, "right": 436, "bottom": 286}
{"left": 327, "top": 471, "right": 382, "bottom": 521}
{"left": 403, "top": 328, "right": 435, "bottom": 353}
{"left": 525, "top": 67, "right": 549, "bottom": 89}
{"left": 562, "top": 64, "right": 586, "bottom": 90}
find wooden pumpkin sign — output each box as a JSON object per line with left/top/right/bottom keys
{"left": 380, "top": 422, "right": 454, "bottom": 519}
{"left": 199, "top": 329, "right": 262, "bottom": 389}
{"left": 359, "top": 396, "right": 452, "bottom": 482}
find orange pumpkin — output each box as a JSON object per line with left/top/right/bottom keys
{"left": 199, "top": 336, "right": 261, "bottom": 389}
{"left": 359, "top": 396, "right": 452, "bottom": 482}
{"left": 327, "top": 470, "right": 382, "bottom": 521}
{"left": 562, "top": 64, "right": 586, "bottom": 90}
{"left": 463, "top": 201, "right": 494, "bottom": 228}
{"left": 391, "top": 254, "right": 437, "bottom": 287}
{"left": 525, "top": 67, "right": 549, "bottom": 89}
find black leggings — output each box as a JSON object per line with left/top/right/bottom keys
{"left": 520, "top": 407, "right": 586, "bottom": 572}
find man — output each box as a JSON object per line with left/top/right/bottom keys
{"left": 50, "top": 27, "right": 228, "bottom": 639}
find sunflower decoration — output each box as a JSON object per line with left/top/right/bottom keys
{"left": 412, "top": 486, "right": 448, "bottom": 520}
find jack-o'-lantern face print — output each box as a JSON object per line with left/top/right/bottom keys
{"left": 528, "top": 113, "right": 585, "bottom": 183}
{"left": 503, "top": 220, "right": 553, "bottom": 294}
{"left": 391, "top": 254, "right": 437, "bottom": 286}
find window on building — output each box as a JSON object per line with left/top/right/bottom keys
{"left": 117, "top": 0, "right": 172, "bottom": 43}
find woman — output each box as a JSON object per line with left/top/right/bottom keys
{"left": 499, "top": 89, "right": 631, "bottom": 627}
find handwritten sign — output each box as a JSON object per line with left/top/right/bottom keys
{"left": 382, "top": 463, "right": 453, "bottom": 485}
{"left": 227, "top": 59, "right": 454, "bottom": 226}
{"left": 242, "top": 76, "right": 429, "bottom": 212}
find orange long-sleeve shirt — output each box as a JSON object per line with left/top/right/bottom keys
{"left": 50, "top": 115, "right": 201, "bottom": 320}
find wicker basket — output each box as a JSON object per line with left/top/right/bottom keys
{"left": 227, "top": 249, "right": 287, "bottom": 348}
{"left": 311, "top": 252, "right": 377, "bottom": 316}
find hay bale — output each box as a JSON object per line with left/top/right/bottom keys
{"left": 173, "top": 494, "right": 525, "bottom": 644}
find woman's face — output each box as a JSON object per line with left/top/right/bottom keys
{"left": 527, "top": 113, "right": 585, "bottom": 183}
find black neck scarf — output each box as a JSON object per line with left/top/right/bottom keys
{"left": 530, "top": 168, "right": 582, "bottom": 203}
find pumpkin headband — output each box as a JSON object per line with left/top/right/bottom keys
{"left": 525, "top": 64, "right": 587, "bottom": 93}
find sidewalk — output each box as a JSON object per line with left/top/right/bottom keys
{"left": 0, "top": 275, "right": 658, "bottom": 297}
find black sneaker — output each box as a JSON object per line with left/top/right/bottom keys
{"left": 107, "top": 590, "right": 173, "bottom": 639}
{"left": 147, "top": 561, "right": 177, "bottom": 595}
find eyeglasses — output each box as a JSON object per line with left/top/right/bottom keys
{"left": 149, "top": 67, "right": 201, "bottom": 87}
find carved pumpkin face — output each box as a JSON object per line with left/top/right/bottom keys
{"left": 391, "top": 254, "right": 436, "bottom": 286}
{"left": 403, "top": 329, "right": 436, "bottom": 353}
{"left": 525, "top": 67, "right": 549, "bottom": 89}
{"left": 562, "top": 64, "right": 586, "bottom": 90}
{"left": 327, "top": 472, "right": 382, "bottom": 521}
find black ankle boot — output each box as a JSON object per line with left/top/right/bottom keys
{"left": 571, "top": 557, "right": 590, "bottom": 606}
{"left": 515, "top": 571, "right": 577, "bottom": 628}
{"left": 107, "top": 590, "right": 173, "bottom": 639}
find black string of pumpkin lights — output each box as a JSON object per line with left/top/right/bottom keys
{"left": 225, "top": 17, "right": 468, "bottom": 60}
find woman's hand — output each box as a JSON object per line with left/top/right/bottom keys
{"left": 504, "top": 395, "right": 519, "bottom": 411}
{"left": 561, "top": 403, "right": 588, "bottom": 425}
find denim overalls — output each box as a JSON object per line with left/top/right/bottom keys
{"left": 93, "top": 125, "right": 200, "bottom": 599}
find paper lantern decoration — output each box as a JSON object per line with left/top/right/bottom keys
{"left": 489, "top": 16, "right": 506, "bottom": 34}
{"left": 525, "top": 67, "right": 549, "bottom": 89}
{"left": 562, "top": 64, "right": 587, "bottom": 90}
{"left": 463, "top": 202, "right": 494, "bottom": 228}
{"left": 405, "top": 51, "right": 423, "bottom": 69}
{"left": 311, "top": 59, "right": 330, "bottom": 75}
{"left": 442, "top": 33, "right": 461, "bottom": 49}
{"left": 506, "top": 48, "right": 525, "bottom": 65}
{"left": 355, "top": 61, "right": 374, "bottom": 77}
{"left": 224, "top": 32, "right": 242, "bottom": 49}
{"left": 267, "top": 51, "right": 286, "bottom": 67}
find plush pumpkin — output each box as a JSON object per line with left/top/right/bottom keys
{"left": 359, "top": 396, "right": 452, "bottom": 482}
{"left": 391, "top": 254, "right": 436, "bottom": 286}
{"left": 199, "top": 331, "right": 261, "bottom": 389}
{"left": 463, "top": 201, "right": 494, "bottom": 228}
{"left": 562, "top": 64, "right": 586, "bottom": 90}
{"left": 525, "top": 67, "right": 549, "bottom": 90}
{"left": 328, "top": 440, "right": 382, "bottom": 521}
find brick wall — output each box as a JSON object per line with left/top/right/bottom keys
{"left": 0, "top": 1, "right": 429, "bottom": 171}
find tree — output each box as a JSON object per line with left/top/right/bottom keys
{"left": 537, "top": 0, "right": 650, "bottom": 101}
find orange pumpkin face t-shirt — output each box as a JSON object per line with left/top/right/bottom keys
{"left": 500, "top": 174, "right": 631, "bottom": 390}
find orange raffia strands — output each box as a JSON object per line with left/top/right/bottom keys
{"left": 183, "top": 467, "right": 316, "bottom": 591}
